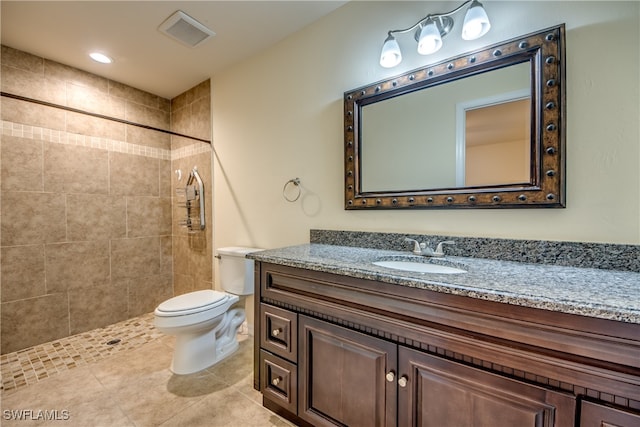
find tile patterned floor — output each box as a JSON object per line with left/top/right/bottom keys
{"left": 1, "top": 313, "right": 163, "bottom": 393}
{"left": 0, "top": 314, "right": 293, "bottom": 427}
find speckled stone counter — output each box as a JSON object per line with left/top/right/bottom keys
{"left": 248, "top": 244, "right": 640, "bottom": 324}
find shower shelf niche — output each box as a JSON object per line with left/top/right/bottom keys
{"left": 176, "top": 167, "right": 205, "bottom": 233}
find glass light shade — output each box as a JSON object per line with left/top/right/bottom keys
{"left": 380, "top": 35, "right": 402, "bottom": 68}
{"left": 462, "top": 0, "right": 491, "bottom": 40}
{"left": 89, "top": 52, "right": 113, "bottom": 64}
{"left": 417, "top": 20, "right": 443, "bottom": 55}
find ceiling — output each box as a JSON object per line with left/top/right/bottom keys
{"left": 1, "top": 1, "right": 348, "bottom": 99}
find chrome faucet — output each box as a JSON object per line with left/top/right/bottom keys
{"left": 404, "top": 238, "right": 426, "bottom": 255}
{"left": 403, "top": 238, "right": 455, "bottom": 257}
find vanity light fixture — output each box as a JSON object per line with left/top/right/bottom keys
{"left": 89, "top": 52, "right": 113, "bottom": 64}
{"left": 380, "top": 0, "right": 491, "bottom": 68}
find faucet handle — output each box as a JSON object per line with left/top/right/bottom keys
{"left": 434, "top": 240, "right": 456, "bottom": 256}
{"left": 403, "top": 238, "right": 425, "bottom": 255}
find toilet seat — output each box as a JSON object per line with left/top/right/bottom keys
{"left": 155, "top": 290, "right": 230, "bottom": 317}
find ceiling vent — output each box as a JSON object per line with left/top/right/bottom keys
{"left": 158, "top": 10, "right": 215, "bottom": 48}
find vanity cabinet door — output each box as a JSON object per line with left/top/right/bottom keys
{"left": 398, "top": 347, "right": 576, "bottom": 427}
{"left": 580, "top": 400, "right": 640, "bottom": 427}
{"left": 298, "top": 315, "right": 397, "bottom": 427}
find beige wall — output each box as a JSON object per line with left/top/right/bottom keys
{"left": 212, "top": 1, "right": 639, "bottom": 250}
{"left": 0, "top": 48, "right": 213, "bottom": 353}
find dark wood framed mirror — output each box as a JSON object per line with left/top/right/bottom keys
{"left": 344, "top": 24, "right": 565, "bottom": 209}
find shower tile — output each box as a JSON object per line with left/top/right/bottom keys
{"left": 127, "top": 274, "right": 173, "bottom": 317}
{"left": 161, "top": 236, "right": 173, "bottom": 276}
{"left": 0, "top": 192, "right": 66, "bottom": 246}
{"left": 0, "top": 97, "right": 66, "bottom": 130}
{"left": 127, "top": 196, "right": 172, "bottom": 238}
{"left": 126, "top": 124, "right": 172, "bottom": 149}
{"left": 1, "top": 135, "right": 43, "bottom": 191}
{"left": 160, "top": 159, "right": 172, "bottom": 197}
{"left": 66, "top": 194, "right": 126, "bottom": 241}
{"left": 45, "top": 241, "right": 110, "bottom": 292}
{"left": 2, "top": 365, "right": 105, "bottom": 409}
{"left": 170, "top": 89, "right": 189, "bottom": 112}
{"left": 68, "top": 283, "right": 129, "bottom": 334}
{"left": 1, "top": 45, "right": 44, "bottom": 74}
{"left": 159, "top": 96, "right": 171, "bottom": 113}
{"left": 109, "top": 80, "right": 164, "bottom": 109}
{"left": 109, "top": 152, "right": 159, "bottom": 196}
{"left": 67, "top": 82, "right": 126, "bottom": 119}
{"left": 172, "top": 236, "right": 191, "bottom": 276}
{"left": 2, "top": 63, "right": 38, "bottom": 101}
{"left": 192, "top": 96, "right": 211, "bottom": 141}
{"left": 1, "top": 244, "right": 46, "bottom": 302}
{"left": 170, "top": 134, "right": 195, "bottom": 151}
{"left": 1, "top": 293, "right": 69, "bottom": 354}
{"left": 125, "top": 101, "right": 170, "bottom": 130}
{"left": 173, "top": 273, "right": 196, "bottom": 296}
{"left": 0, "top": 312, "right": 163, "bottom": 393}
{"left": 44, "top": 142, "right": 109, "bottom": 194}
{"left": 2, "top": 63, "right": 67, "bottom": 106}
{"left": 192, "top": 248, "right": 213, "bottom": 283}
{"left": 111, "top": 237, "right": 162, "bottom": 280}
{"left": 45, "top": 59, "right": 109, "bottom": 93}
{"left": 192, "top": 79, "right": 211, "bottom": 103}
{"left": 65, "top": 109, "right": 126, "bottom": 141}
{"left": 170, "top": 105, "right": 193, "bottom": 137}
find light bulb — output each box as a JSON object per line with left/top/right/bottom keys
{"left": 417, "top": 20, "right": 442, "bottom": 55}
{"left": 89, "top": 52, "right": 113, "bottom": 64}
{"left": 380, "top": 35, "right": 402, "bottom": 68}
{"left": 462, "top": 0, "right": 491, "bottom": 40}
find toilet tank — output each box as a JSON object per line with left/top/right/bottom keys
{"left": 217, "top": 247, "right": 263, "bottom": 295}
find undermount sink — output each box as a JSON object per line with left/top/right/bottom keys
{"left": 372, "top": 260, "right": 467, "bottom": 275}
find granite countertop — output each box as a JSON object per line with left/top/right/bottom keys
{"left": 248, "top": 243, "right": 640, "bottom": 324}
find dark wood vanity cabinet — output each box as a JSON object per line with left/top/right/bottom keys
{"left": 297, "top": 315, "right": 574, "bottom": 427}
{"left": 580, "top": 400, "right": 640, "bottom": 427}
{"left": 254, "top": 262, "right": 640, "bottom": 427}
{"left": 399, "top": 347, "right": 575, "bottom": 427}
{"left": 298, "top": 315, "right": 397, "bottom": 427}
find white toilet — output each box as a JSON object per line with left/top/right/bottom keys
{"left": 154, "top": 246, "right": 262, "bottom": 375}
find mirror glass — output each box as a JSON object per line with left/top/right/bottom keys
{"left": 464, "top": 94, "right": 530, "bottom": 187}
{"left": 344, "top": 25, "right": 565, "bottom": 209}
{"left": 361, "top": 62, "right": 531, "bottom": 192}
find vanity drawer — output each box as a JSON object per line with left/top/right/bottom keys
{"left": 260, "top": 350, "right": 298, "bottom": 415}
{"left": 260, "top": 303, "right": 297, "bottom": 362}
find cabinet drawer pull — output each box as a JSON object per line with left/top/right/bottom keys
{"left": 385, "top": 371, "right": 395, "bottom": 382}
{"left": 272, "top": 328, "right": 282, "bottom": 337}
{"left": 398, "top": 376, "right": 408, "bottom": 388}
{"left": 272, "top": 376, "right": 282, "bottom": 386}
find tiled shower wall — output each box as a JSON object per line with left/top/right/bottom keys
{"left": 170, "top": 80, "right": 213, "bottom": 295}
{"left": 0, "top": 46, "right": 211, "bottom": 353}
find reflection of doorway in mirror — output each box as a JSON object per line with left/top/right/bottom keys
{"left": 456, "top": 90, "right": 530, "bottom": 187}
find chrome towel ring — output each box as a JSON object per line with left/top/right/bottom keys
{"left": 283, "top": 178, "right": 301, "bottom": 202}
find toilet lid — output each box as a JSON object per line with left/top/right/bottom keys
{"left": 157, "top": 290, "right": 228, "bottom": 314}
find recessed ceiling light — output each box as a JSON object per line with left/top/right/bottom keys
{"left": 89, "top": 52, "right": 113, "bottom": 64}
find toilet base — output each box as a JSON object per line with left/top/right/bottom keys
{"left": 169, "top": 308, "right": 246, "bottom": 375}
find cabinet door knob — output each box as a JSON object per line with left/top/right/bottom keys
{"left": 398, "top": 376, "right": 408, "bottom": 388}
{"left": 272, "top": 328, "right": 282, "bottom": 336}
{"left": 385, "top": 371, "right": 395, "bottom": 382}
{"left": 272, "top": 377, "right": 281, "bottom": 386}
